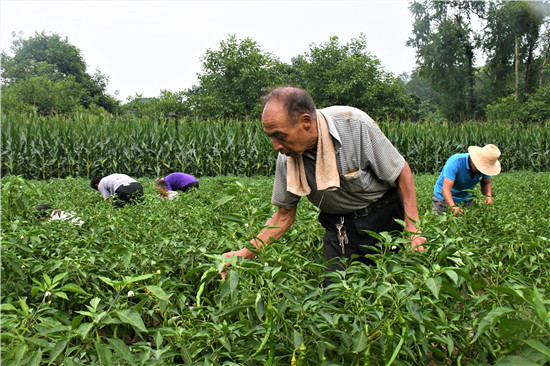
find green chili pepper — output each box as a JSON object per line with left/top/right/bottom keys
{"left": 250, "top": 300, "right": 273, "bottom": 359}
{"left": 297, "top": 342, "right": 307, "bottom": 366}
{"left": 385, "top": 325, "right": 407, "bottom": 366}
{"left": 196, "top": 267, "right": 216, "bottom": 309}
{"left": 384, "top": 322, "right": 394, "bottom": 362}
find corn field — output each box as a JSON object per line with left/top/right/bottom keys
{"left": 2, "top": 114, "right": 549, "bottom": 180}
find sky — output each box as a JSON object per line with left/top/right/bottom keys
{"left": 1, "top": 0, "right": 419, "bottom": 102}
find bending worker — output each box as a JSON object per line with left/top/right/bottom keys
{"left": 155, "top": 172, "right": 199, "bottom": 200}
{"left": 90, "top": 173, "right": 144, "bottom": 208}
{"left": 432, "top": 144, "right": 501, "bottom": 216}
{"left": 223, "top": 87, "right": 426, "bottom": 280}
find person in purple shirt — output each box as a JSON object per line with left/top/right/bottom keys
{"left": 155, "top": 172, "right": 199, "bottom": 199}
{"left": 433, "top": 144, "right": 501, "bottom": 216}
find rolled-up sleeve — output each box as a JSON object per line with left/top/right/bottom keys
{"left": 271, "top": 154, "right": 301, "bottom": 210}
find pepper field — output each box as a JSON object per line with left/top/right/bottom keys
{"left": 1, "top": 170, "right": 549, "bottom": 365}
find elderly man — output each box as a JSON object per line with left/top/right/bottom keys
{"left": 432, "top": 144, "right": 501, "bottom": 216}
{"left": 223, "top": 87, "right": 425, "bottom": 279}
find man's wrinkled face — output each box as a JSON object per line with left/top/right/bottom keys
{"left": 261, "top": 100, "right": 311, "bottom": 157}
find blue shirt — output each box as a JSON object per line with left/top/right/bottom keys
{"left": 433, "top": 153, "right": 490, "bottom": 203}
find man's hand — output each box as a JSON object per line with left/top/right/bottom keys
{"left": 220, "top": 248, "right": 255, "bottom": 279}
{"left": 409, "top": 233, "right": 427, "bottom": 252}
{"left": 451, "top": 206, "right": 463, "bottom": 217}
{"left": 484, "top": 196, "right": 493, "bottom": 204}
{"left": 222, "top": 248, "right": 255, "bottom": 260}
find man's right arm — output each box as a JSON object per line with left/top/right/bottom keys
{"left": 223, "top": 206, "right": 297, "bottom": 260}
{"left": 98, "top": 181, "right": 111, "bottom": 200}
{"left": 442, "top": 178, "right": 461, "bottom": 216}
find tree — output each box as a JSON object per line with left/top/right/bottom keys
{"left": 293, "top": 34, "right": 415, "bottom": 121}
{"left": 404, "top": 71, "right": 442, "bottom": 121}
{"left": 1, "top": 31, "right": 119, "bottom": 114}
{"left": 123, "top": 90, "right": 187, "bottom": 121}
{"left": 540, "top": 22, "right": 550, "bottom": 88}
{"left": 486, "top": 83, "right": 550, "bottom": 123}
{"left": 483, "top": 1, "right": 550, "bottom": 102}
{"left": 408, "top": 1, "right": 486, "bottom": 121}
{"left": 1, "top": 75, "right": 85, "bottom": 115}
{"left": 186, "top": 35, "right": 284, "bottom": 119}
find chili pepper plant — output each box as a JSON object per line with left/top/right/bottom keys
{"left": 1, "top": 172, "right": 549, "bottom": 365}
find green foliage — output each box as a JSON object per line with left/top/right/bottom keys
{"left": 0, "top": 114, "right": 276, "bottom": 179}
{"left": 1, "top": 75, "right": 85, "bottom": 115}
{"left": 1, "top": 31, "right": 87, "bottom": 84}
{"left": 408, "top": 1, "right": 550, "bottom": 121}
{"left": 403, "top": 71, "right": 442, "bottom": 122}
{"left": 486, "top": 84, "right": 550, "bottom": 124}
{"left": 123, "top": 90, "right": 188, "bottom": 120}
{"left": 290, "top": 35, "right": 416, "bottom": 121}
{"left": 483, "top": 1, "right": 550, "bottom": 100}
{"left": 0, "top": 175, "right": 42, "bottom": 222}
{"left": 132, "top": 34, "right": 420, "bottom": 121}
{"left": 381, "top": 120, "right": 550, "bottom": 173}
{"left": 1, "top": 31, "right": 120, "bottom": 114}
{"left": 1, "top": 172, "right": 549, "bottom": 364}
{"left": 408, "top": 1, "right": 484, "bottom": 121}
{"left": 186, "top": 34, "right": 284, "bottom": 119}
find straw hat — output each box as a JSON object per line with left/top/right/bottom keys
{"left": 468, "top": 144, "right": 501, "bottom": 176}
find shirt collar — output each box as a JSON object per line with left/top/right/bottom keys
{"left": 319, "top": 109, "right": 342, "bottom": 150}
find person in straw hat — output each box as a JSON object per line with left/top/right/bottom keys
{"left": 432, "top": 144, "right": 501, "bottom": 216}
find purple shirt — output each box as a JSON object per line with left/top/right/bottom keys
{"left": 164, "top": 173, "right": 198, "bottom": 191}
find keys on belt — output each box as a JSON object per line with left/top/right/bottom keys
{"left": 336, "top": 216, "right": 349, "bottom": 254}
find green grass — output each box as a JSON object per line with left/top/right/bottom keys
{"left": 1, "top": 172, "right": 549, "bottom": 365}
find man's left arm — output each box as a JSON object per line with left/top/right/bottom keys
{"left": 396, "top": 161, "right": 426, "bottom": 252}
{"left": 480, "top": 177, "right": 493, "bottom": 204}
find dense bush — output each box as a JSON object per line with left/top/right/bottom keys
{"left": 486, "top": 85, "right": 550, "bottom": 124}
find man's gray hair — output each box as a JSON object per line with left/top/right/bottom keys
{"left": 262, "top": 87, "right": 317, "bottom": 126}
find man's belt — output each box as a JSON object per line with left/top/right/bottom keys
{"left": 351, "top": 187, "right": 400, "bottom": 217}
{"left": 353, "top": 207, "right": 369, "bottom": 216}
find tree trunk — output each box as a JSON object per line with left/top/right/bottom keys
{"left": 540, "top": 55, "right": 548, "bottom": 88}
{"left": 514, "top": 35, "right": 519, "bottom": 102}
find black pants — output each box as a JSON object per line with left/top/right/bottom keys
{"left": 113, "top": 182, "right": 144, "bottom": 207}
{"left": 177, "top": 181, "right": 199, "bottom": 192}
{"left": 319, "top": 188, "right": 404, "bottom": 277}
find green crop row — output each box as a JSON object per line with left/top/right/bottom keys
{"left": 2, "top": 114, "right": 549, "bottom": 180}
{"left": 1, "top": 172, "right": 549, "bottom": 365}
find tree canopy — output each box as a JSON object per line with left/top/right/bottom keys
{"left": 1, "top": 31, "right": 119, "bottom": 115}
{"left": 184, "top": 34, "right": 284, "bottom": 119}
{"left": 408, "top": 0, "right": 550, "bottom": 122}
{"left": 180, "top": 33, "right": 416, "bottom": 121}
{"left": 3, "top": 2, "right": 550, "bottom": 123}
{"left": 293, "top": 34, "right": 416, "bottom": 121}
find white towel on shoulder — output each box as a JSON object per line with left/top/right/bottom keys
{"left": 286, "top": 112, "right": 340, "bottom": 196}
